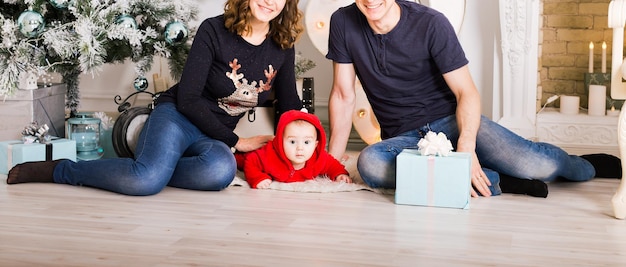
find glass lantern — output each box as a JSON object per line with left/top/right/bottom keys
{"left": 67, "top": 113, "right": 104, "bottom": 161}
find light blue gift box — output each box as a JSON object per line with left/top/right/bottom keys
{"left": 395, "top": 149, "right": 471, "bottom": 209}
{"left": 0, "top": 138, "right": 76, "bottom": 175}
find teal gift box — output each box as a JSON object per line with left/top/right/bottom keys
{"left": 0, "top": 138, "right": 76, "bottom": 175}
{"left": 395, "top": 149, "right": 471, "bottom": 209}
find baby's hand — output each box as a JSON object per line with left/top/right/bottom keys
{"left": 335, "top": 174, "right": 352, "bottom": 183}
{"left": 256, "top": 179, "right": 272, "bottom": 189}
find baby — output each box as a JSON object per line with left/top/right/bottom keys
{"left": 241, "top": 110, "right": 351, "bottom": 189}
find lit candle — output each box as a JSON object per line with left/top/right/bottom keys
{"left": 588, "top": 85, "right": 606, "bottom": 116}
{"left": 607, "top": 105, "right": 620, "bottom": 117}
{"left": 602, "top": 41, "right": 607, "bottom": 73}
{"left": 589, "top": 42, "right": 594, "bottom": 73}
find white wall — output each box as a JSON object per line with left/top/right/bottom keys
{"left": 74, "top": 0, "right": 500, "bottom": 126}
{"left": 457, "top": 0, "right": 499, "bottom": 119}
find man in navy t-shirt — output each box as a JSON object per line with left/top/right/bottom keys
{"left": 326, "top": 0, "right": 620, "bottom": 198}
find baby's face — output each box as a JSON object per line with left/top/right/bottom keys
{"left": 282, "top": 121, "right": 318, "bottom": 169}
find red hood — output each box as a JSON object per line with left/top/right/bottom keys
{"left": 272, "top": 110, "right": 326, "bottom": 166}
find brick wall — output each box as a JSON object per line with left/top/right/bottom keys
{"left": 540, "top": 0, "right": 616, "bottom": 109}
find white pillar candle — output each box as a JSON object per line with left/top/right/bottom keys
{"left": 589, "top": 42, "right": 594, "bottom": 73}
{"left": 602, "top": 41, "right": 607, "bottom": 73}
{"left": 560, "top": 95, "right": 580, "bottom": 115}
{"left": 588, "top": 85, "right": 606, "bottom": 116}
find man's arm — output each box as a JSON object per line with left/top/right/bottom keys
{"left": 328, "top": 62, "right": 357, "bottom": 161}
{"left": 443, "top": 65, "right": 491, "bottom": 197}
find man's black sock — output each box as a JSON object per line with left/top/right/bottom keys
{"left": 580, "top": 154, "right": 622, "bottom": 179}
{"left": 499, "top": 173, "right": 548, "bottom": 198}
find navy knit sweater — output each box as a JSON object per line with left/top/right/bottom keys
{"left": 158, "top": 15, "right": 302, "bottom": 147}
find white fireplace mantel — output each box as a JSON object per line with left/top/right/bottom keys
{"left": 536, "top": 108, "right": 619, "bottom": 157}
{"left": 492, "top": 0, "right": 618, "bottom": 156}
{"left": 494, "top": 0, "right": 539, "bottom": 139}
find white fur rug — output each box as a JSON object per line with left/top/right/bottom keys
{"left": 230, "top": 175, "right": 382, "bottom": 193}
{"left": 229, "top": 151, "right": 392, "bottom": 194}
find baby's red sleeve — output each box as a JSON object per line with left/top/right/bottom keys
{"left": 242, "top": 152, "right": 272, "bottom": 189}
{"left": 322, "top": 153, "right": 349, "bottom": 180}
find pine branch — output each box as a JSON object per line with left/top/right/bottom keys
{"left": 0, "top": 0, "right": 198, "bottom": 114}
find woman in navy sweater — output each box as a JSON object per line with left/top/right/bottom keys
{"left": 7, "top": 0, "right": 304, "bottom": 195}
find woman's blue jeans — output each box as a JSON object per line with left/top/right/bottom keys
{"left": 53, "top": 102, "right": 236, "bottom": 196}
{"left": 357, "top": 115, "right": 596, "bottom": 194}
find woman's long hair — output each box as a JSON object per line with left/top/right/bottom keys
{"left": 223, "top": 0, "right": 303, "bottom": 49}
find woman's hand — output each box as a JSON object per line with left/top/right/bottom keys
{"left": 234, "top": 135, "right": 274, "bottom": 153}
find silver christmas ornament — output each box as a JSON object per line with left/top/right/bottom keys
{"left": 17, "top": 10, "right": 45, "bottom": 38}
{"left": 164, "top": 21, "right": 188, "bottom": 45}
{"left": 49, "top": 0, "right": 74, "bottom": 9}
{"left": 133, "top": 76, "right": 149, "bottom": 91}
{"left": 116, "top": 15, "right": 138, "bottom": 29}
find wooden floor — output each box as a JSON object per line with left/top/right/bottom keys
{"left": 1, "top": 175, "right": 626, "bottom": 266}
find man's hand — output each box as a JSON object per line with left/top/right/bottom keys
{"left": 468, "top": 153, "right": 491, "bottom": 197}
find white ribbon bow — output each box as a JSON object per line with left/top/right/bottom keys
{"left": 417, "top": 131, "right": 453, "bottom": 157}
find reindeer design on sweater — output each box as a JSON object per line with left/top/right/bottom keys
{"left": 218, "top": 58, "right": 276, "bottom": 116}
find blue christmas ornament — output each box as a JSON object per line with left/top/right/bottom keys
{"left": 116, "top": 15, "right": 138, "bottom": 29}
{"left": 17, "top": 10, "right": 45, "bottom": 38}
{"left": 133, "top": 76, "right": 149, "bottom": 92}
{"left": 164, "top": 21, "right": 188, "bottom": 45}
{"left": 49, "top": 0, "right": 74, "bottom": 9}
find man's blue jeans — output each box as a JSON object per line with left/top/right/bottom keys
{"left": 357, "top": 115, "right": 595, "bottom": 193}
{"left": 53, "top": 102, "right": 236, "bottom": 196}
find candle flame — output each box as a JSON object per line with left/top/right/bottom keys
{"left": 603, "top": 42, "right": 607, "bottom": 49}
{"left": 612, "top": 106, "right": 615, "bottom": 111}
{"left": 590, "top": 42, "right": 594, "bottom": 49}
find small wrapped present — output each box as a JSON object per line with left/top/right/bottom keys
{"left": 395, "top": 131, "right": 471, "bottom": 209}
{"left": 0, "top": 138, "right": 76, "bottom": 175}
{"left": 0, "top": 84, "right": 66, "bottom": 141}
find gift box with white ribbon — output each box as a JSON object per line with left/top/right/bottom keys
{"left": 395, "top": 149, "right": 471, "bottom": 209}
{"left": 395, "top": 131, "right": 471, "bottom": 209}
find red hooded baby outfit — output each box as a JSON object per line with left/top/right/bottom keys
{"left": 242, "top": 110, "right": 349, "bottom": 188}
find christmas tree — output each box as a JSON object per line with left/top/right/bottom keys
{"left": 0, "top": 0, "right": 198, "bottom": 115}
